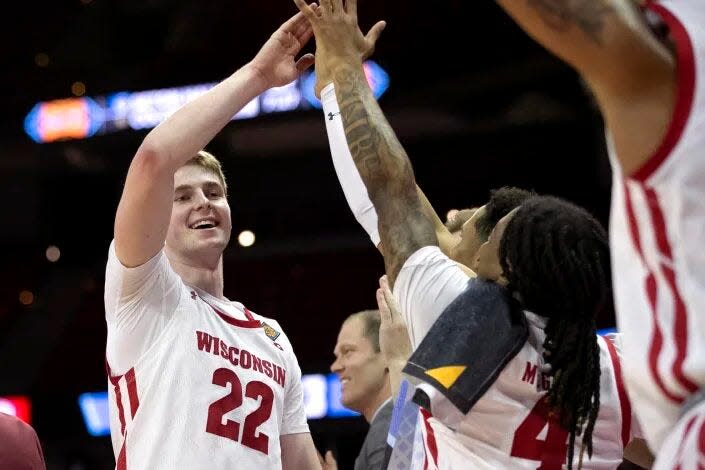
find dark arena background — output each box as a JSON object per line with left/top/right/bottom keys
{"left": 0, "top": 1, "right": 615, "bottom": 468}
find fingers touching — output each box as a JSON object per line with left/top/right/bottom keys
{"left": 292, "top": 0, "right": 317, "bottom": 20}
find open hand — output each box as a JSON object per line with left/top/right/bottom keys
{"left": 293, "top": 0, "right": 386, "bottom": 97}
{"left": 248, "top": 10, "right": 316, "bottom": 88}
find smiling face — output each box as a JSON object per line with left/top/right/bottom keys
{"left": 165, "top": 164, "right": 232, "bottom": 262}
{"left": 330, "top": 316, "right": 388, "bottom": 416}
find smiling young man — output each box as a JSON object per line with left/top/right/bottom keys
{"left": 331, "top": 310, "right": 392, "bottom": 470}
{"left": 103, "top": 10, "right": 322, "bottom": 470}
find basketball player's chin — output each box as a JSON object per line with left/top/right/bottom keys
{"left": 192, "top": 229, "right": 227, "bottom": 243}
{"left": 190, "top": 236, "right": 229, "bottom": 254}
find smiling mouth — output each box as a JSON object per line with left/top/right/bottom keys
{"left": 189, "top": 221, "right": 219, "bottom": 230}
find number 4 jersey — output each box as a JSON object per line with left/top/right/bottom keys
{"left": 104, "top": 241, "right": 309, "bottom": 470}
{"left": 394, "top": 247, "right": 640, "bottom": 469}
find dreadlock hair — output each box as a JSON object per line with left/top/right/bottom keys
{"left": 475, "top": 186, "right": 536, "bottom": 241}
{"left": 498, "top": 195, "right": 611, "bottom": 469}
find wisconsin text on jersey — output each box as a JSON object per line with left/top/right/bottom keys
{"left": 196, "top": 331, "right": 287, "bottom": 388}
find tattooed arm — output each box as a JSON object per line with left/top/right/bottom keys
{"left": 294, "top": 0, "right": 437, "bottom": 286}
{"left": 334, "top": 63, "right": 438, "bottom": 285}
{"left": 494, "top": 0, "right": 676, "bottom": 175}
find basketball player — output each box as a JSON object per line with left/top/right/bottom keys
{"left": 384, "top": 197, "right": 638, "bottom": 469}
{"left": 104, "top": 10, "right": 322, "bottom": 469}
{"left": 487, "top": 1, "right": 705, "bottom": 467}
{"left": 293, "top": 0, "right": 641, "bottom": 467}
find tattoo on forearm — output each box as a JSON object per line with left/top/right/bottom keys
{"left": 333, "top": 67, "right": 408, "bottom": 188}
{"left": 527, "top": 0, "right": 616, "bottom": 45}
{"left": 333, "top": 64, "right": 437, "bottom": 284}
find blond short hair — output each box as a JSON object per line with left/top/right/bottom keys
{"left": 185, "top": 150, "right": 228, "bottom": 194}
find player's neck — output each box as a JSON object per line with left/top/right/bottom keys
{"left": 168, "top": 254, "right": 225, "bottom": 299}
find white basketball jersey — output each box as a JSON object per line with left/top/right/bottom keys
{"left": 394, "top": 247, "right": 636, "bottom": 469}
{"left": 104, "top": 242, "right": 308, "bottom": 469}
{"left": 608, "top": 0, "right": 705, "bottom": 452}
{"left": 420, "top": 330, "right": 633, "bottom": 469}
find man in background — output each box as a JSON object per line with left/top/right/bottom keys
{"left": 331, "top": 310, "right": 394, "bottom": 470}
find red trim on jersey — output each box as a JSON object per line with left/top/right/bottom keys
{"left": 197, "top": 294, "right": 262, "bottom": 329}
{"left": 631, "top": 3, "right": 696, "bottom": 182}
{"left": 125, "top": 368, "right": 140, "bottom": 418}
{"left": 107, "top": 364, "right": 140, "bottom": 436}
{"left": 117, "top": 441, "right": 127, "bottom": 470}
{"left": 602, "top": 336, "right": 632, "bottom": 447}
{"left": 109, "top": 373, "right": 127, "bottom": 436}
{"left": 106, "top": 361, "right": 132, "bottom": 470}
{"left": 644, "top": 188, "right": 698, "bottom": 395}
{"left": 243, "top": 308, "right": 256, "bottom": 321}
{"left": 210, "top": 305, "right": 262, "bottom": 328}
{"left": 419, "top": 408, "right": 438, "bottom": 470}
{"left": 623, "top": 184, "right": 685, "bottom": 404}
{"left": 699, "top": 418, "right": 705, "bottom": 460}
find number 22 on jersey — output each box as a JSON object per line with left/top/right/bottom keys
{"left": 205, "top": 368, "right": 274, "bottom": 455}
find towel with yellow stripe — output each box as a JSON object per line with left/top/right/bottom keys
{"left": 403, "top": 278, "right": 528, "bottom": 419}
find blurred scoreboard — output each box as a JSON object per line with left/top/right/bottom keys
{"left": 25, "top": 61, "right": 390, "bottom": 144}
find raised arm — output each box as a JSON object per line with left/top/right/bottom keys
{"left": 114, "top": 11, "right": 315, "bottom": 267}
{"left": 493, "top": 0, "right": 675, "bottom": 175}
{"left": 296, "top": 0, "right": 436, "bottom": 285}
{"left": 321, "top": 83, "right": 459, "bottom": 258}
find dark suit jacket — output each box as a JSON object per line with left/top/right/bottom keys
{"left": 0, "top": 413, "right": 45, "bottom": 470}
{"left": 354, "top": 400, "right": 394, "bottom": 470}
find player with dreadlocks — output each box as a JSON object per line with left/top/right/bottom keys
{"left": 295, "top": 0, "right": 645, "bottom": 466}
{"left": 490, "top": 195, "right": 610, "bottom": 466}
{"left": 383, "top": 194, "right": 636, "bottom": 469}
{"left": 382, "top": 195, "right": 643, "bottom": 469}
